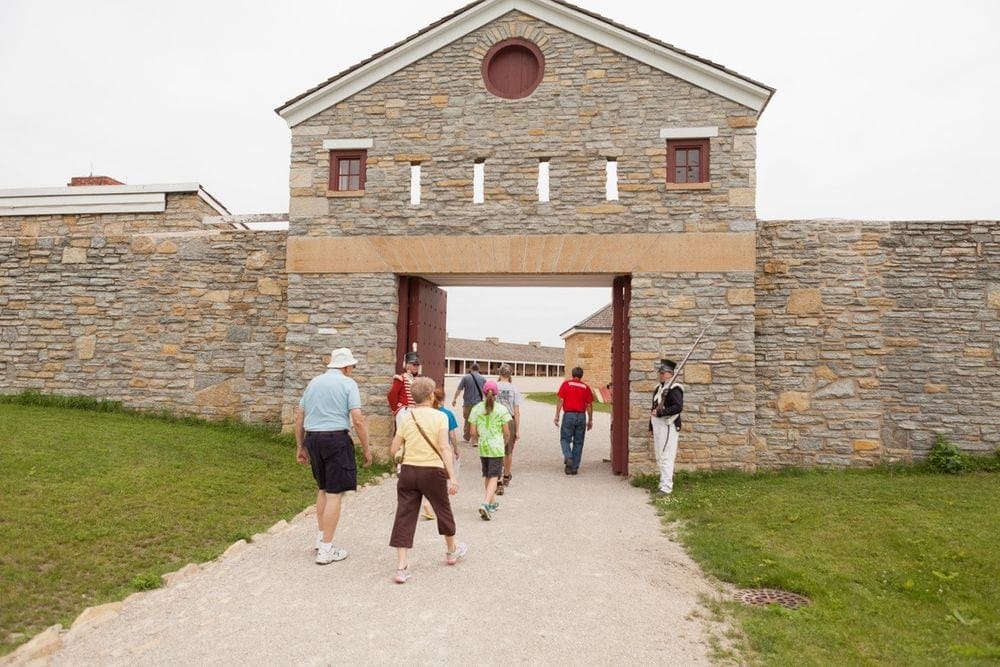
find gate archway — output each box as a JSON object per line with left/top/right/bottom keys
{"left": 394, "top": 273, "right": 632, "bottom": 475}
{"left": 285, "top": 233, "right": 756, "bottom": 476}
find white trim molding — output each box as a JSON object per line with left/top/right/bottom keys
{"left": 559, "top": 326, "right": 611, "bottom": 340}
{"left": 659, "top": 126, "right": 719, "bottom": 140}
{"left": 0, "top": 183, "right": 229, "bottom": 217}
{"left": 322, "top": 138, "right": 375, "bottom": 150}
{"left": 277, "top": 0, "right": 773, "bottom": 127}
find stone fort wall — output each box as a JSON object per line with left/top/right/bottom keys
{"left": 755, "top": 219, "right": 1000, "bottom": 466}
{"left": 0, "top": 193, "right": 288, "bottom": 423}
{"left": 1, "top": 10, "right": 996, "bottom": 468}
{"left": 1, "top": 216, "right": 997, "bottom": 465}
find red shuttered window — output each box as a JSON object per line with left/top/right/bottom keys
{"left": 666, "top": 139, "right": 710, "bottom": 184}
{"left": 329, "top": 150, "right": 367, "bottom": 192}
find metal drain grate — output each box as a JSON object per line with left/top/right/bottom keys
{"left": 733, "top": 588, "right": 811, "bottom": 609}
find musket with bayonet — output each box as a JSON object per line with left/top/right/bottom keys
{"left": 664, "top": 312, "right": 720, "bottom": 391}
{"left": 653, "top": 313, "right": 720, "bottom": 455}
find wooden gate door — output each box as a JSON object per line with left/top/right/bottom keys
{"left": 396, "top": 276, "right": 447, "bottom": 388}
{"left": 611, "top": 275, "right": 632, "bottom": 475}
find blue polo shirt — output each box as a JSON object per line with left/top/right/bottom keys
{"left": 299, "top": 369, "right": 361, "bottom": 431}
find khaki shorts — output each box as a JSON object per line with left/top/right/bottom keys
{"left": 504, "top": 421, "right": 518, "bottom": 455}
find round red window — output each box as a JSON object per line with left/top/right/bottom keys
{"left": 482, "top": 38, "right": 545, "bottom": 99}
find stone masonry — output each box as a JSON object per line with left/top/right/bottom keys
{"left": 630, "top": 272, "right": 757, "bottom": 471}
{"left": 2, "top": 6, "right": 997, "bottom": 471}
{"left": 563, "top": 331, "right": 612, "bottom": 390}
{"left": 288, "top": 14, "right": 758, "bottom": 238}
{"left": 281, "top": 272, "right": 399, "bottom": 444}
{"left": 285, "top": 11, "right": 759, "bottom": 452}
{"left": 0, "top": 192, "right": 288, "bottom": 423}
{"left": 756, "top": 219, "right": 1000, "bottom": 466}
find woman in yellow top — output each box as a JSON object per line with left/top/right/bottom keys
{"left": 389, "top": 376, "right": 467, "bottom": 583}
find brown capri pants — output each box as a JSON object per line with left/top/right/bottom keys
{"left": 389, "top": 464, "right": 456, "bottom": 548}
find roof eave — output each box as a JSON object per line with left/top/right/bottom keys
{"left": 560, "top": 326, "right": 611, "bottom": 339}
{"left": 0, "top": 183, "right": 230, "bottom": 218}
{"left": 275, "top": 0, "right": 774, "bottom": 128}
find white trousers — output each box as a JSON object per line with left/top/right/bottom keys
{"left": 394, "top": 407, "right": 411, "bottom": 432}
{"left": 651, "top": 416, "right": 679, "bottom": 493}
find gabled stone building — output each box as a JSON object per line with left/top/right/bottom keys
{"left": 275, "top": 0, "right": 772, "bottom": 472}
{"left": 560, "top": 303, "right": 611, "bottom": 388}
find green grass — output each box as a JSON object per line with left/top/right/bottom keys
{"left": 525, "top": 392, "right": 611, "bottom": 413}
{"left": 0, "top": 394, "right": 389, "bottom": 656}
{"left": 635, "top": 468, "right": 1000, "bottom": 665}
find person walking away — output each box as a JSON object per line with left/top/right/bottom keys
{"left": 494, "top": 364, "right": 522, "bottom": 494}
{"left": 389, "top": 377, "right": 466, "bottom": 584}
{"left": 295, "top": 348, "right": 372, "bottom": 565}
{"left": 553, "top": 366, "right": 594, "bottom": 475}
{"left": 468, "top": 380, "right": 510, "bottom": 520}
{"left": 452, "top": 362, "right": 486, "bottom": 443}
{"left": 420, "top": 387, "right": 461, "bottom": 521}
{"left": 388, "top": 351, "right": 421, "bottom": 430}
{"left": 650, "top": 359, "right": 684, "bottom": 496}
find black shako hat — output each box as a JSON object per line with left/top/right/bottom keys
{"left": 658, "top": 359, "right": 677, "bottom": 373}
{"left": 404, "top": 351, "right": 421, "bottom": 365}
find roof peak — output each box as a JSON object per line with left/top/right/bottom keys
{"left": 560, "top": 302, "right": 612, "bottom": 337}
{"left": 276, "top": 0, "right": 773, "bottom": 126}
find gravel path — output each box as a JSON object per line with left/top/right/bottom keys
{"left": 35, "top": 396, "right": 729, "bottom": 665}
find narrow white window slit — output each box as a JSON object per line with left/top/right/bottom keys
{"left": 410, "top": 163, "right": 421, "bottom": 205}
{"left": 537, "top": 159, "right": 550, "bottom": 202}
{"left": 473, "top": 161, "right": 485, "bottom": 204}
{"left": 606, "top": 158, "right": 619, "bottom": 201}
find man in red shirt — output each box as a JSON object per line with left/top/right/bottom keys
{"left": 553, "top": 366, "right": 594, "bottom": 475}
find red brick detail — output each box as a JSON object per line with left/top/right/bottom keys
{"left": 68, "top": 176, "right": 124, "bottom": 186}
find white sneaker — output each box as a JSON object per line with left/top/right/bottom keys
{"left": 446, "top": 542, "right": 468, "bottom": 565}
{"left": 394, "top": 567, "right": 411, "bottom": 584}
{"left": 315, "top": 545, "right": 348, "bottom": 565}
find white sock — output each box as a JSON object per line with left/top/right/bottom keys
{"left": 319, "top": 541, "right": 333, "bottom": 551}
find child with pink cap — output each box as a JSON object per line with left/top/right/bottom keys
{"left": 467, "top": 380, "right": 511, "bottom": 520}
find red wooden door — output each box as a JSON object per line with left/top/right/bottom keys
{"left": 396, "top": 276, "right": 447, "bottom": 388}
{"left": 611, "top": 275, "right": 632, "bottom": 475}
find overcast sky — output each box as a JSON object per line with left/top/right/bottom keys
{"left": 2, "top": 0, "right": 996, "bottom": 347}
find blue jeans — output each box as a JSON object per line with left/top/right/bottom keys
{"left": 560, "top": 412, "right": 587, "bottom": 471}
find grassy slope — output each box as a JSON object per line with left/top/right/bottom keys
{"left": 0, "top": 402, "right": 387, "bottom": 655}
{"left": 644, "top": 469, "right": 1000, "bottom": 664}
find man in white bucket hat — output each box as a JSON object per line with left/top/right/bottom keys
{"left": 295, "top": 347, "right": 372, "bottom": 565}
